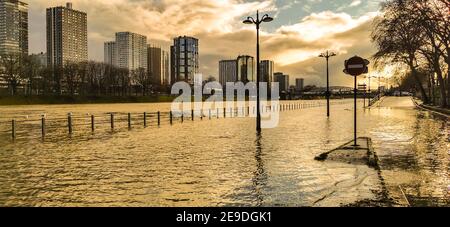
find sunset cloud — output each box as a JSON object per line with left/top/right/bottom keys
{"left": 28, "top": 0, "right": 380, "bottom": 87}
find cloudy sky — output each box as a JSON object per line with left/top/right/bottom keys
{"left": 28, "top": 0, "right": 384, "bottom": 87}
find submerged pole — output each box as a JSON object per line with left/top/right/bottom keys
{"left": 110, "top": 113, "right": 114, "bottom": 130}
{"left": 157, "top": 111, "right": 161, "bottom": 126}
{"left": 143, "top": 112, "right": 147, "bottom": 128}
{"left": 41, "top": 117, "right": 46, "bottom": 137}
{"left": 91, "top": 115, "right": 94, "bottom": 132}
{"left": 68, "top": 113, "right": 73, "bottom": 134}
{"left": 354, "top": 75, "right": 358, "bottom": 146}
{"left": 128, "top": 113, "right": 131, "bottom": 130}
{"left": 11, "top": 119, "right": 16, "bottom": 140}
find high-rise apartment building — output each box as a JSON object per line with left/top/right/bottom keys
{"left": 148, "top": 45, "right": 169, "bottom": 85}
{"left": 260, "top": 60, "right": 274, "bottom": 89}
{"left": 170, "top": 36, "right": 199, "bottom": 85}
{"left": 115, "top": 32, "right": 147, "bottom": 71}
{"left": 296, "top": 78, "right": 304, "bottom": 92}
{"left": 219, "top": 59, "right": 237, "bottom": 85}
{"left": 104, "top": 41, "right": 117, "bottom": 66}
{"left": 274, "top": 72, "right": 289, "bottom": 93}
{"left": 237, "top": 55, "right": 254, "bottom": 83}
{"left": 46, "top": 2, "right": 87, "bottom": 67}
{"left": 0, "top": 0, "right": 28, "bottom": 56}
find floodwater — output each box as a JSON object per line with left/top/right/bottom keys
{"left": 0, "top": 97, "right": 448, "bottom": 206}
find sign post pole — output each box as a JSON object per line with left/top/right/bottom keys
{"left": 344, "top": 56, "right": 370, "bottom": 147}
{"left": 354, "top": 75, "right": 357, "bottom": 147}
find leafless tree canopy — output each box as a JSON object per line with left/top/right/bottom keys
{"left": 372, "top": 0, "right": 449, "bottom": 107}
{"left": 0, "top": 54, "right": 168, "bottom": 97}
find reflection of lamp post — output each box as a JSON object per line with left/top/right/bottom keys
{"left": 433, "top": 72, "right": 437, "bottom": 104}
{"left": 378, "top": 76, "right": 389, "bottom": 94}
{"left": 378, "top": 74, "right": 381, "bottom": 94}
{"left": 367, "top": 75, "right": 377, "bottom": 98}
{"left": 386, "top": 76, "right": 390, "bottom": 93}
{"left": 319, "top": 51, "right": 336, "bottom": 117}
{"left": 367, "top": 76, "right": 375, "bottom": 93}
{"left": 243, "top": 11, "right": 273, "bottom": 132}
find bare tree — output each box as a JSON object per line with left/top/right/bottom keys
{"left": 104, "top": 64, "right": 120, "bottom": 96}
{"left": 21, "top": 55, "right": 41, "bottom": 96}
{"left": 63, "top": 61, "right": 80, "bottom": 96}
{"left": 414, "top": 0, "right": 449, "bottom": 106}
{"left": 0, "top": 54, "right": 22, "bottom": 96}
{"left": 1, "top": 55, "right": 148, "bottom": 99}
{"left": 117, "top": 68, "right": 130, "bottom": 96}
{"left": 76, "top": 61, "right": 88, "bottom": 96}
{"left": 133, "top": 67, "right": 150, "bottom": 96}
{"left": 95, "top": 63, "right": 107, "bottom": 96}
{"left": 372, "top": 0, "right": 429, "bottom": 103}
{"left": 37, "top": 66, "right": 54, "bottom": 95}
{"left": 373, "top": 0, "right": 450, "bottom": 106}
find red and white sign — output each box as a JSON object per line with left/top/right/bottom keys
{"left": 343, "top": 56, "right": 369, "bottom": 76}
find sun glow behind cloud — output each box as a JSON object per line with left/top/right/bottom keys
{"left": 277, "top": 11, "right": 364, "bottom": 42}
{"left": 28, "top": 0, "right": 382, "bottom": 87}
{"left": 268, "top": 11, "right": 378, "bottom": 66}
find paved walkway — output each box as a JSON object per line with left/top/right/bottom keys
{"left": 377, "top": 96, "right": 415, "bottom": 108}
{"left": 314, "top": 138, "right": 391, "bottom": 206}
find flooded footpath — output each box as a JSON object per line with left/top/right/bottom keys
{"left": 0, "top": 97, "right": 448, "bottom": 206}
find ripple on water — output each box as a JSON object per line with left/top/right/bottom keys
{"left": 0, "top": 98, "right": 448, "bottom": 206}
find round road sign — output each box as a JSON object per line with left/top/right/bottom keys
{"left": 344, "top": 56, "right": 369, "bottom": 76}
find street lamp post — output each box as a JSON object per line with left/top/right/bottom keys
{"left": 243, "top": 11, "right": 273, "bottom": 132}
{"left": 378, "top": 74, "right": 381, "bottom": 95}
{"left": 368, "top": 75, "right": 375, "bottom": 102}
{"left": 319, "top": 51, "right": 336, "bottom": 117}
{"left": 384, "top": 77, "right": 390, "bottom": 94}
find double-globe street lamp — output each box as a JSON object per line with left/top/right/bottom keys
{"left": 243, "top": 11, "right": 273, "bottom": 132}
{"left": 319, "top": 51, "right": 336, "bottom": 117}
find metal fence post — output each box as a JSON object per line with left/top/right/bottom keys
{"left": 68, "top": 113, "right": 73, "bottom": 134}
{"left": 41, "top": 117, "right": 46, "bottom": 137}
{"left": 157, "top": 111, "right": 161, "bottom": 126}
{"left": 91, "top": 115, "right": 94, "bottom": 132}
{"left": 128, "top": 113, "right": 132, "bottom": 130}
{"left": 110, "top": 113, "right": 114, "bottom": 130}
{"left": 144, "top": 112, "right": 147, "bottom": 128}
{"left": 11, "top": 119, "right": 16, "bottom": 140}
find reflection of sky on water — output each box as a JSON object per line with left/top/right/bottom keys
{"left": 0, "top": 97, "right": 447, "bottom": 206}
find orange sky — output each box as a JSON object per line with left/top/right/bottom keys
{"left": 28, "top": 0, "right": 387, "bottom": 88}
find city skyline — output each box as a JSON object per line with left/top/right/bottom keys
{"left": 26, "top": 0, "right": 384, "bottom": 88}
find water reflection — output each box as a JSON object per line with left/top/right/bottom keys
{"left": 0, "top": 98, "right": 447, "bottom": 206}
{"left": 367, "top": 98, "right": 449, "bottom": 206}
{"left": 323, "top": 119, "right": 332, "bottom": 145}
{"left": 252, "top": 132, "right": 267, "bottom": 206}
